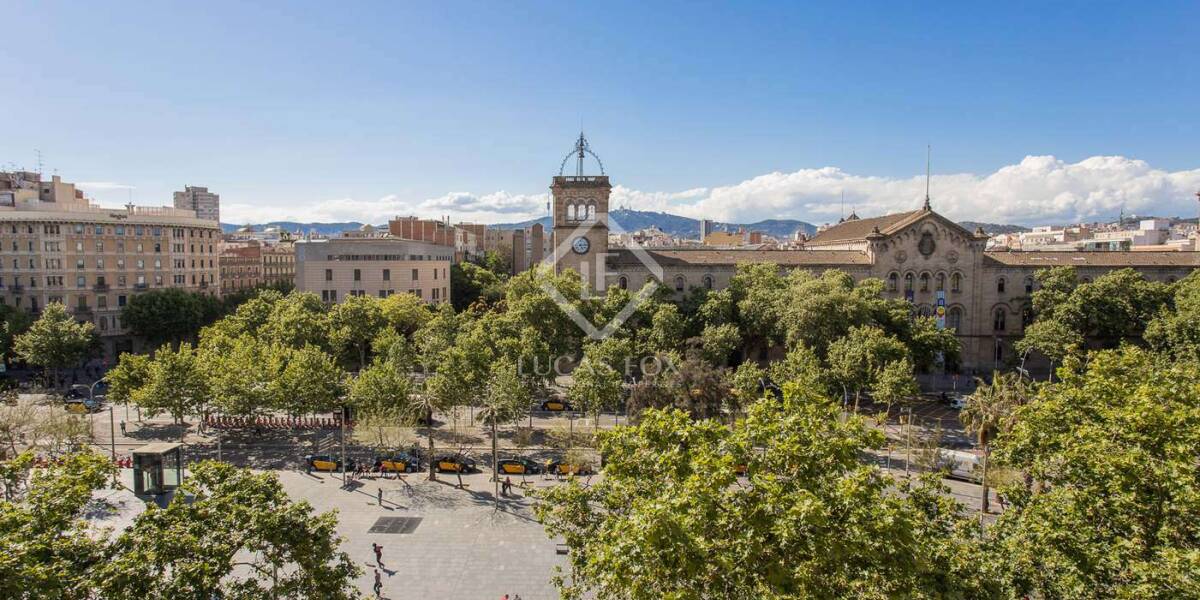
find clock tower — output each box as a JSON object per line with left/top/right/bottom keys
{"left": 551, "top": 133, "right": 611, "bottom": 291}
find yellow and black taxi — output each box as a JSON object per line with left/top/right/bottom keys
{"left": 304, "top": 454, "right": 355, "bottom": 472}
{"left": 496, "top": 456, "right": 542, "bottom": 475}
{"left": 545, "top": 458, "right": 594, "bottom": 476}
{"left": 373, "top": 452, "right": 422, "bottom": 473}
{"left": 433, "top": 453, "right": 477, "bottom": 473}
{"left": 539, "top": 399, "right": 572, "bottom": 412}
{"left": 64, "top": 398, "right": 101, "bottom": 414}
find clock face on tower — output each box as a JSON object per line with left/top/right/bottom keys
{"left": 572, "top": 236, "right": 591, "bottom": 254}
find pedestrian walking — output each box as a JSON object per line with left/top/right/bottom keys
{"left": 377, "top": 487, "right": 383, "bottom": 507}
{"left": 119, "top": 421, "right": 126, "bottom": 436}
{"left": 373, "top": 569, "right": 382, "bottom": 597}
{"left": 505, "top": 476, "right": 514, "bottom": 496}
{"left": 372, "top": 542, "right": 384, "bottom": 567}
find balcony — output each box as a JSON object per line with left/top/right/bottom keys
{"left": 73, "top": 307, "right": 93, "bottom": 317}
{"left": 9, "top": 284, "right": 24, "bottom": 294}
{"left": 93, "top": 283, "right": 110, "bottom": 292}
{"left": 198, "top": 281, "right": 209, "bottom": 289}
{"left": 134, "top": 283, "right": 149, "bottom": 291}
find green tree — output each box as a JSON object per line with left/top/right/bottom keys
{"left": 986, "top": 347, "right": 1200, "bottom": 598}
{"left": 1014, "top": 318, "right": 1084, "bottom": 378}
{"left": 274, "top": 344, "right": 347, "bottom": 415}
{"left": 105, "top": 352, "right": 151, "bottom": 409}
{"left": 120, "top": 288, "right": 213, "bottom": 345}
{"left": 203, "top": 335, "right": 279, "bottom": 416}
{"left": 14, "top": 302, "right": 97, "bottom": 386}
{"left": 0, "top": 451, "right": 113, "bottom": 599}
{"left": 640, "top": 303, "right": 686, "bottom": 355}
{"left": 349, "top": 349, "right": 414, "bottom": 449}
{"left": 379, "top": 291, "right": 432, "bottom": 337}
{"left": 568, "top": 356, "right": 623, "bottom": 427}
{"left": 131, "top": 342, "right": 210, "bottom": 426}
{"left": 536, "top": 387, "right": 991, "bottom": 599}
{"left": 326, "top": 294, "right": 386, "bottom": 370}
{"left": 0, "top": 304, "right": 33, "bottom": 362}
{"left": 451, "top": 261, "right": 504, "bottom": 311}
{"left": 871, "top": 357, "right": 920, "bottom": 416}
{"left": 1145, "top": 270, "right": 1200, "bottom": 359}
{"left": 698, "top": 322, "right": 740, "bottom": 366}
{"left": 261, "top": 291, "right": 330, "bottom": 349}
{"left": 826, "top": 325, "right": 908, "bottom": 411}
{"left": 729, "top": 361, "right": 767, "bottom": 406}
{"left": 93, "top": 461, "right": 360, "bottom": 599}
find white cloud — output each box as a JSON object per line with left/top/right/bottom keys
{"left": 220, "top": 155, "right": 1200, "bottom": 226}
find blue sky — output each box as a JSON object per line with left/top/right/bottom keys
{"left": 1, "top": 1, "right": 1197, "bottom": 226}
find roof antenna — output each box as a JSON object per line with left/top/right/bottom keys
{"left": 840, "top": 190, "right": 845, "bottom": 220}
{"left": 923, "top": 145, "right": 932, "bottom": 211}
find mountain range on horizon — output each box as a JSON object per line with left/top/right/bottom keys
{"left": 221, "top": 210, "right": 1032, "bottom": 240}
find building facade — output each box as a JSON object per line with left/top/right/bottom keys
{"left": 172, "top": 186, "right": 220, "bottom": 223}
{"left": 1, "top": 172, "right": 221, "bottom": 356}
{"left": 294, "top": 236, "right": 452, "bottom": 305}
{"left": 219, "top": 242, "right": 263, "bottom": 293}
{"left": 262, "top": 240, "right": 295, "bottom": 288}
{"left": 548, "top": 155, "right": 1200, "bottom": 375}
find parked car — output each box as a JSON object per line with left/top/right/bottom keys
{"left": 540, "top": 399, "right": 572, "bottom": 412}
{"left": 64, "top": 398, "right": 101, "bottom": 414}
{"left": 374, "top": 453, "right": 421, "bottom": 473}
{"left": 304, "top": 454, "right": 354, "bottom": 472}
{"left": 434, "top": 454, "right": 477, "bottom": 473}
{"left": 949, "top": 394, "right": 968, "bottom": 410}
{"left": 545, "top": 459, "right": 594, "bottom": 476}
{"left": 496, "top": 456, "right": 542, "bottom": 475}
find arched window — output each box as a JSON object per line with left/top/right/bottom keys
{"left": 951, "top": 273, "right": 962, "bottom": 293}
{"left": 674, "top": 275, "right": 686, "bottom": 292}
{"left": 887, "top": 272, "right": 899, "bottom": 292}
{"left": 618, "top": 276, "right": 628, "bottom": 290}
{"left": 948, "top": 306, "right": 962, "bottom": 331}
{"left": 919, "top": 273, "right": 930, "bottom": 292}
{"left": 703, "top": 275, "right": 714, "bottom": 290}
{"left": 904, "top": 273, "right": 914, "bottom": 292}
{"left": 1024, "top": 276, "right": 1034, "bottom": 294}
{"left": 586, "top": 204, "right": 596, "bottom": 221}
{"left": 917, "top": 305, "right": 932, "bottom": 317}
{"left": 997, "top": 277, "right": 1006, "bottom": 293}
{"left": 936, "top": 272, "right": 945, "bottom": 292}
{"left": 993, "top": 308, "right": 1006, "bottom": 332}
{"left": 566, "top": 205, "right": 576, "bottom": 221}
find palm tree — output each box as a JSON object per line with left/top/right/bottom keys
{"left": 960, "top": 370, "right": 1029, "bottom": 515}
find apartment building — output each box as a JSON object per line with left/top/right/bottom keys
{"left": 294, "top": 236, "right": 452, "bottom": 304}
{"left": 262, "top": 240, "right": 295, "bottom": 288}
{"left": 173, "top": 185, "right": 221, "bottom": 223}
{"left": 219, "top": 242, "right": 263, "bottom": 293}
{"left": 0, "top": 171, "right": 221, "bottom": 356}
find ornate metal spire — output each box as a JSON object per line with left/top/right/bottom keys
{"left": 559, "top": 132, "right": 605, "bottom": 176}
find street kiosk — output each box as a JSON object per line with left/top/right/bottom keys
{"left": 131, "top": 442, "right": 183, "bottom": 496}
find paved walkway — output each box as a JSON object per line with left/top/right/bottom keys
{"left": 278, "top": 470, "right": 570, "bottom": 599}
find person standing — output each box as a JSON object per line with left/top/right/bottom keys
{"left": 377, "top": 487, "right": 384, "bottom": 507}
{"left": 373, "top": 569, "right": 382, "bottom": 597}
{"left": 119, "top": 421, "right": 126, "bottom": 436}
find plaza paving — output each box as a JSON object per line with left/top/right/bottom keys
{"left": 276, "top": 469, "right": 571, "bottom": 599}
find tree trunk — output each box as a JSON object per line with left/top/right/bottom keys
{"left": 426, "top": 422, "right": 436, "bottom": 481}
{"left": 491, "top": 419, "right": 499, "bottom": 507}
{"left": 980, "top": 433, "right": 991, "bottom": 514}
